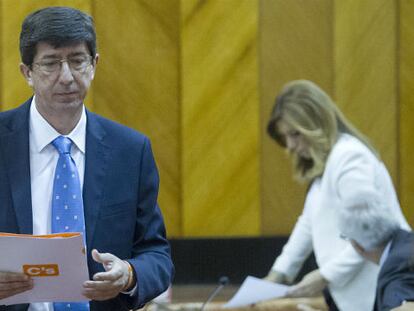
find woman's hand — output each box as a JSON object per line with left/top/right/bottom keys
{"left": 296, "top": 303, "right": 322, "bottom": 311}
{"left": 391, "top": 302, "right": 414, "bottom": 311}
{"left": 286, "top": 269, "right": 327, "bottom": 297}
{"left": 263, "top": 270, "right": 289, "bottom": 284}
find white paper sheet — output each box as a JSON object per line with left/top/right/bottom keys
{"left": 222, "top": 276, "right": 289, "bottom": 308}
{"left": 0, "top": 232, "right": 90, "bottom": 305}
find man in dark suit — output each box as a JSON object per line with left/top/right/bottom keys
{"left": 338, "top": 190, "right": 414, "bottom": 311}
{"left": 0, "top": 6, "right": 173, "bottom": 311}
{"left": 375, "top": 230, "right": 414, "bottom": 310}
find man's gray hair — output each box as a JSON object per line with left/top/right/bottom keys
{"left": 338, "top": 188, "right": 399, "bottom": 251}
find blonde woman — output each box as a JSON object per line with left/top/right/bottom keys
{"left": 265, "top": 80, "right": 409, "bottom": 311}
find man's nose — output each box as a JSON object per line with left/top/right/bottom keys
{"left": 58, "top": 61, "right": 75, "bottom": 83}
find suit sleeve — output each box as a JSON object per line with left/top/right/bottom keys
{"left": 378, "top": 274, "right": 414, "bottom": 310}
{"left": 121, "top": 138, "right": 174, "bottom": 309}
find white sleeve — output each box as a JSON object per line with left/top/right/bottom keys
{"left": 319, "top": 243, "right": 364, "bottom": 286}
{"left": 271, "top": 189, "right": 314, "bottom": 281}
{"left": 316, "top": 148, "right": 373, "bottom": 285}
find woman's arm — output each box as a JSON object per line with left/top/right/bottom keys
{"left": 269, "top": 183, "right": 317, "bottom": 283}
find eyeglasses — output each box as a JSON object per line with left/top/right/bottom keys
{"left": 32, "top": 55, "right": 93, "bottom": 74}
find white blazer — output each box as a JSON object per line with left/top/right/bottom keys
{"left": 271, "top": 134, "right": 409, "bottom": 311}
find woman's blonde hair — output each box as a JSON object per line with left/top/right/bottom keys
{"left": 267, "top": 80, "right": 377, "bottom": 181}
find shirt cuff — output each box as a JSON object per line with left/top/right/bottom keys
{"left": 121, "top": 283, "right": 137, "bottom": 296}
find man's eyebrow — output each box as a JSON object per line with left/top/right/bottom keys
{"left": 37, "top": 52, "right": 89, "bottom": 60}
{"left": 67, "top": 52, "right": 89, "bottom": 57}
{"left": 37, "top": 54, "right": 60, "bottom": 60}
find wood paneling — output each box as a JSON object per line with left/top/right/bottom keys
{"left": 399, "top": 0, "right": 414, "bottom": 224}
{"left": 181, "top": 0, "right": 260, "bottom": 236}
{"left": 260, "top": 0, "right": 333, "bottom": 235}
{"left": 334, "top": 0, "right": 398, "bottom": 182}
{"left": 93, "top": 0, "right": 181, "bottom": 236}
{"left": 1, "top": 0, "right": 412, "bottom": 237}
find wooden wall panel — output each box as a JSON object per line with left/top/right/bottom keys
{"left": 260, "top": 0, "right": 333, "bottom": 235}
{"left": 399, "top": 0, "right": 414, "bottom": 224}
{"left": 181, "top": 0, "right": 260, "bottom": 236}
{"left": 334, "top": 0, "right": 398, "bottom": 183}
{"left": 93, "top": 0, "right": 181, "bottom": 236}
{"left": 0, "top": 0, "right": 92, "bottom": 110}
{"left": 1, "top": 0, "right": 409, "bottom": 237}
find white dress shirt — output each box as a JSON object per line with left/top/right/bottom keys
{"left": 28, "top": 98, "right": 86, "bottom": 311}
{"left": 379, "top": 241, "right": 392, "bottom": 268}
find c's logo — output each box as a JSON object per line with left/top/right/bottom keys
{"left": 23, "top": 264, "right": 60, "bottom": 277}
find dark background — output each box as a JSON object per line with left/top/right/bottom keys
{"left": 170, "top": 237, "right": 317, "bottom": 285}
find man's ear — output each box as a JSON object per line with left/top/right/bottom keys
{"left": 90, "top": 53, "right": 99, "bottom": 80}
{"left": 20, "top": 63, "right": 33, "bottom": 87}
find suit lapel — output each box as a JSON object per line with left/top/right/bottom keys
{"left": 83, "top": 111, "right": 109, "bottom": 248}
{"left": 0, "top": 101, "right": 33, "bottom": 234}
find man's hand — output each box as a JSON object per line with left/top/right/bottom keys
{"left": 0, "top": 271, "right": 33, "bottom": 299}
{"left": 286, "top": 269, "right": 327, "bottom": 298}
{"left": 82, "top": 249, "right": 133, "bottom": 301}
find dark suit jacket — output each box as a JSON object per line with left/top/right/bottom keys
{"left": 375, "top": 229, "right": 414, "bottom": 310}
{"left": 0, "top": 99, "right": 174, "bottom": 311}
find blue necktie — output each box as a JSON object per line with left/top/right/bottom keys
{"left": 51, "top": 136, "right": 89, "bottom": 311}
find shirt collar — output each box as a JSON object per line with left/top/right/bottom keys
{"left": 29, "top": 96, "right": 86, "bottom": 153}
{"left": 379, "top": 240, "right": 392, "bottom": 267}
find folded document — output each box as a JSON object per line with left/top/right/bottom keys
{"left": 0, "top": 232, "right": 89, "bottom": 305}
